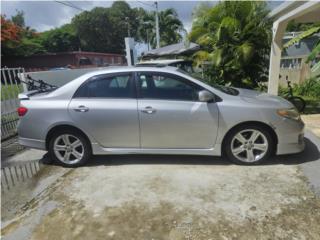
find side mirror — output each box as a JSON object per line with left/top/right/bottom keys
{"left": 198, "top": 90, "right": 215, "bottom": 102}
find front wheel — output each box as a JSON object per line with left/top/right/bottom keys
{"left": 49, "top": 130, "right": 91, "bottom": 167}
{"left": 224, "top": 125, "right": 275, "bottom": 165}
{"left": 288, "top": 96, "right": 306, "bottom": 112}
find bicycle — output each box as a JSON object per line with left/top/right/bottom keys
{"left": 280, "top": 75, "right": 306, "bottom": 112}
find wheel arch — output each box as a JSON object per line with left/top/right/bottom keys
{"left": 45, "top": 124, "right": 91, "bottom": 151}
{"left": 221, "top": 121, "right": 278, "bottom": 154}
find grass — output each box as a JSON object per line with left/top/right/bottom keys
{"left": 1, "top": 84, "right": 24, "bottom": 101}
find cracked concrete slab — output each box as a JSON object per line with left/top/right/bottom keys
{"left": 1, "top": 129, "right": 319, "bottom": 240}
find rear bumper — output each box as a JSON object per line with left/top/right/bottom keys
{"left": 19, "top": 137, "right": 46, "bottom": 150}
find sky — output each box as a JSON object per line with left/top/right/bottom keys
{"left": 1, "top": 1, "right": 282, "bottom": 55}
{"left": 1, "top": 1, "right": 283, "bottom": 33}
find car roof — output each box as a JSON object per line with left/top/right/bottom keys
{"left": 80, "top": 66, "right": 180, "bottom": 77}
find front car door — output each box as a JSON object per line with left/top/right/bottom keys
{"left": 68, "top": 72, "right": 140, "bottom": 148}
{"left": 136, "top": 71, "right": 219, "bottom": 149}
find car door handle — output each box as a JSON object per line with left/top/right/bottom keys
{"left": 141, "top": 106, "right": 156, "bottom": 114}
{"left": 74, "top": 105, "right": 89, "bottom": 112}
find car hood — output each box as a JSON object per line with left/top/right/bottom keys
{"left": 237, "top": 88, "right": 293, "bottom": 108}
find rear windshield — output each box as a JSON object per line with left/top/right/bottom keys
{"left": 177, "top": 69, "right": 239, "bottom": 96}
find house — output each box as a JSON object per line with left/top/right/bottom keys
{"left": 279, "top": 32, "right": 319, "bottom": 86}
{"left": 267, "top": 0, "right": 320, "bottom": 94}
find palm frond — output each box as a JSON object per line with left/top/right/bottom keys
{"left": 306, "top": 42, "right": 320, "bottom": 63}
{"left": 209, "top": 48, "right": 224, "bottom": 66}
{"left": 236, "top": 42, "right": 254, "bottom": 64}
{"left": 283, "top": 26, "right": 320, "bottom": 48}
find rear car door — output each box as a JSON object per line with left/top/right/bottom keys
{"left": 68, "top": 72, "right": 140, "bottom": 148}
{"left": 136, "top": 71, "right": 219, "bottom": 149}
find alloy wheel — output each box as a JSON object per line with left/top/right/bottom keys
{"left": 230, "top": 129, "right": 269, "bottom": 163}
{"left": 53, "top": 134, "right": 84, "bottom": 164}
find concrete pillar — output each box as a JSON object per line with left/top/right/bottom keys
{"left": 267, "top": 21, "right": 288, "bottom": 95}
{"left": 125, "top": 37, "right": 137, "bottom": 66}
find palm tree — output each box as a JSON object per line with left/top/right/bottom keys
{"left": 189, "top": 1, "right": 272, "bottom": 88}
{"left": 139, "top": 8, "right": 185, "bottom": 49}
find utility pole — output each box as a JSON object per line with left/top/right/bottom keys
{"left": 155, "top": 1, "right": 160, "bottom": 48}
{"left": 125, "top": 17, "right": 130, "bottom": 37}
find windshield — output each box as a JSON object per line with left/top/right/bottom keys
{"left": 177, "top": 69, "right": 239, "bottom": 96}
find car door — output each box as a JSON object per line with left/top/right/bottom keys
{"left": 68, "top": 72, "right": 140, "bottom": 148}
{"left": 136, "top": 71, "right": 219, "bottom": 149}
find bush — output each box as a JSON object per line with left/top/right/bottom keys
{"left": 279, "top": 77, "right": 320, "bottom": 99}
{"left": 292, "top": 76, "right": 320, "bottom": 98}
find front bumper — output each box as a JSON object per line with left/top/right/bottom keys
{"left": 277, "top": 133, "right": 305, "bottom": 155}
{"left": 275, "top": 118, "right": 305, "bottom": 155}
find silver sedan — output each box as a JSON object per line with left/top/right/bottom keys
{"left": 17, "top": 66, "right": 305, "bottom": 167}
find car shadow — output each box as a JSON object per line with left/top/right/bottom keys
{"left": 41, "top": 137, "right": 319, "bottom": 167}
{"left": 265, "top": 137, "right": 319, "bottom": 165}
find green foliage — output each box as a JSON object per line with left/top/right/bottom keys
{"left": 72, "top": 2, "right": 142, "bottom": 53}
{"left": 11, "top": 10, "right": 25, "bottom": 27}
{"left": 307, "top": 42, "right": 320, "bottom": 63}
{"left": 1, "top": 11, "right": 45, "bottom": 56}
{"left": 286, "top": 21, "right": 319, "bottom": 32}
{"left": 292, "top": 77, "right": 320, "bottom": 99}
{"left": 1, "top": 84, "right": 23, "bottom": 101}
{"left": 279, "top": 77, "right": 320, "bottom": 99}
{"left": 138, "top": 8, "right": 185, "bottom": 48}
{"left": 283, "top": 26, "right": 320, "bottom": 49}
{"left": 40, "top": 24, "right": 80, "bottom": 52}
{"left": 283, "top": 25, "right": 320, "bottom": 68}
{"left": 2, "top": 2, "right": 185, "bottom": 56}
{"left": 279, "top": 77, "right": 320, "bottom": 114}
{"left": 14, "top": 38, "right": 45, "bottom": 56}
{"left": 189, "top": 1, "right": 272, "bottom": 88}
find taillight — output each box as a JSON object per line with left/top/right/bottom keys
{"left": 17, "top": 107, "right": 28, "bottom": 117}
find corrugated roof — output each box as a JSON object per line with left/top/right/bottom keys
{"left": 142, "top": 42, "right": 200, "bottom": 58}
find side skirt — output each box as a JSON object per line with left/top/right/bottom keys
{"left": 91, "top": 143, "right": 222, "bottom": 156}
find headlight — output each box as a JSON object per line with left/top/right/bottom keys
{"left": 277, "top": 108, "right": 300, "bottom": 120}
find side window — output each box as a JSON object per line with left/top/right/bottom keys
{"left": 74, "top": 73, "right": 134, "bottom": 98}
{"left": 137, "top": 72, "right": 203, "bottom": 101}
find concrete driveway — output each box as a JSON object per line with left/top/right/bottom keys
{"left": 1, "top": 131, "right": 320, "bottom": 240}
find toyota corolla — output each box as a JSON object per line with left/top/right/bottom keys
{"left": 17, "top": 66, "right": 305, "bottom": 167}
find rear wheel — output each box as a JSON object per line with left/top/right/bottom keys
{"left": 49, "top": 129, "right": 91, "bottom": 167}
{"left": 224, "top": 125, "right": 274, "bottom": 165}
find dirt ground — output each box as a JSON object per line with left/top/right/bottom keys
{"left": 2, "top": 151, "right": 320, "bottom": 240}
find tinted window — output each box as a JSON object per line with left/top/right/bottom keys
{"left": 74, "top": 73, "right": 134, "bottom": 98}
{"left": 137, "top": 72, "right": 203, "bottom": 101}
{"left": 177, "top": 69, "right": 239, "bottom": 96}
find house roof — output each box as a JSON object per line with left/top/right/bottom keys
{"left": 142, "top": 42, "right": 200, "bottom": 58}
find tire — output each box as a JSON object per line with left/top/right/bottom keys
{"left": 224, "top": 124, "right": 275, "bottom": 165}
{"left": 48, "top": 129, "right": 91, "bottom": 167}
{"left": 288, "top": 96, "right": 306, "bottom": 113}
